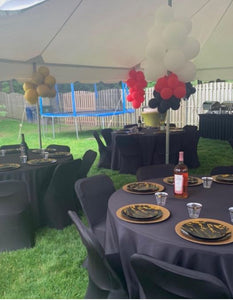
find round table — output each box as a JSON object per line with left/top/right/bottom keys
{"left": 105, "top": 177, "right": 233, "bottom": 298}
{"left": 0, "top": 149, "right": 73, "bottom": 228}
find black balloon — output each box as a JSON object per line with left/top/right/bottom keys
{"left": 184, "top": 82, "right": 196, "bottom": 100}
{"left": 158, "top": 100, "right": 170, "bottom": 113}
{"left": 170, "top": 96, "right": 180, "bottom": 110}
{"left": 149, "top": 97, "right": 161, "bottom": 108}
{"left": 153, "top": 90, "right": 160, "bottom": 98}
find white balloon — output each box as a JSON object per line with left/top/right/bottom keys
{"left": 147, "top": 22, "right": 165, "bottom": 39}
{"left": 164, "top": 49, "right": 186, "bottom": 72}
{"left": 143, "top": 59, "right": 167, "bottom": 81}
{"left": 155, "top": 5, "right": 174, "bottom": 24}
{"left": 183, "top": 37, "right": 200, "bottom": 60}
{"left": 145, "top": 40, "right": 166, "bottom": 60}
{"left": 176, "top": 61, "right": 196, "bottom": 82}
{"left": 176, "top": 17, "right": 192, "bottom": 34}
{"left": 162, "top": 21, "right": 188, "bottom": 48}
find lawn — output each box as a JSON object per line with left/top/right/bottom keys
{"left": 0, "top": 118, "right": 232, "bottom": 298}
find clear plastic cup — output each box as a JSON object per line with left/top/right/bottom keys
{"left": 187, "top": 202, "right": 202, "bottom": 218}
{"left": 20, "top": 155, "right": 27, "bottom": 164}
{"left": 229, "top": 207, "right": 233, "bottom": 223}
{"left": 155, "top": 192, "right": 168, "bottom": 206}
{"left": 202, "top": 177, "right": 213, "bottom": 188}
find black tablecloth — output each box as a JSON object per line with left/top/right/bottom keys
{"left": 199, "top": 113, "right": 233, "bottom": 140}
{"left": 111, "top": 128, "right": 184, "bottom": 170}
{"left": 105, "top": 178, "right": 233, "bottom": 298}
{"left": 0, "top": 150, "right": 72, "bottom": 228}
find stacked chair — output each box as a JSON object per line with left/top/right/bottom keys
{"left": 93, "top": 131, "right": 112, "bottom": 169}
{"left": 130, "top": 253, "right": 231, "bottom": 299}
{"left": 0, "top": 180, "right": 35, "bottom": 252}
{"left": 74, "top": 174, "right": 115, "bottom": 247}
{"left": 136, "top": 163, "right": 175, "bottom": 181}
{"left": 100, "top": 128, "right": 113, "bottom": 148}
{"left": 68, "top": 211, "right": 128, "bottom": 299}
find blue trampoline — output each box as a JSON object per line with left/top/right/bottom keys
{"left": 40, "top": 82, "right": 134, "bottom": 138}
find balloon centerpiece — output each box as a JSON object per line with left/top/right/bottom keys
{"left": 23, "top": 66, "right": 56, "bottom": 105}
{"left": 142, "top": 5, "right": 200, "bottom": 113}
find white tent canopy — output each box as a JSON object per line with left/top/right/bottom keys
{"left": 0, "top": 0, "right": 233, "bottom": 83}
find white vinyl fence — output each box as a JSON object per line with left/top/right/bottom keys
{"left": 0, "top": 82, "right": 232, "bottom": 131}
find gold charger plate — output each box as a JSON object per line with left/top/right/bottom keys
{"left": 116, "top": 203, "right": 170, "bottom": 224}
{"left": 212, "top": 174, "right": 233, "bottom": 185}
{"left": 122, "top": 182, "right": 164, "bottom": 194}
{"left": 163, "top": 176, "right": 203, "bottom": 186}
{"left": 175, "top": 218, "right": 233, "bottom": 245}
{"left": 27, "top": 158, "right": 57, "bottom": 166}
{"left": 0, "top": 163, "right": 20, "bottom": 171}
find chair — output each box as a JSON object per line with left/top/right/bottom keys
{"left": 68, "top": 211, "right": 128, "bottom": 299}
{"left": 74, "top": 174, "right": 115, "bottom": 247}
{"left": 42, "top": 158, "right": 82, "bottom": 229}
{"left": 0, "top": 180, "right": 35, "bottom": 252}
{"left": 93, "top": 131, "right": 112, "bottom": 169}
{"left": 124, "top": 124, "right": 137, "bottom": 129}
{"left": 228, "top": 139, "right": 233, "bottom": 150}
{"left": 130, "top": 253, "right": 231, "bottom": 299}
{"left": 100, "top": 128, "right": 113, "bottom": 148}
{"left": 78, "top": 150, "right": 97, "bottom": 178}
{"left": 115, "top": 134, "right": 142, "bottom": 174}
{"left": 136, "top": 163, "right": 175, "bottom": 181}
{"left": 46, "top": 144, "right": 70, "bottom": 152}
{"left": 0, "top": 144, "right": 21, "bottom": 149}
{"left": 181, "top": 126, "right": 200, "bottom": 168}
{"left": 210, "top": 166, "right": 233, "bottom": 175}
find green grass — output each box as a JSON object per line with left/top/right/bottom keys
{"left": 0, "top": 118, "right": 232, "bottom": 298}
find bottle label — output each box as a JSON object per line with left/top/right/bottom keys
{"left": 174, "top": 174, "right": 183, "bottom": 194}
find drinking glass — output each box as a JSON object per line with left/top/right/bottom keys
{"left": 20, "top": 155, "right": 27, "bottom": 164}
{"left": 186, "top": 202, "right": 202, "bottom": 218}
{"left": 154, "top": 192, "right": 168, "bottom": 206}
{"left": 0, "top": 149, "right": 6, "bottom": 157}
{"left": 43, "top": 151, "right": 49, "bottom": 159}
{"left": 202, "top": 177, "right": 213, "bottom": 188}
{"left": 229, "top": 207, "right": 233, "bottom": 223}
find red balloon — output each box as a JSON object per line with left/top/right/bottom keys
{"left": 177, "top": 81, "right": 185, "bottom": 88}
{"left": 126, "top": 78, "right": 136, "bottom": 88}
{"left": 132, "top": 100, "right": 141, "bottom": 109}
{"left": 174, "top": 86, "right": 186, "bottom": 98}
{"left": 129, "top": 88, "right": 135, "bottom": 94}
{"left": 126, "top": 94, "right": 133, "bottom": 102}
{"left": 136, "top": 71, "right": 145, "bottom": 80}
{"left": 155, "top": 76, "right": 168, "bottom": 92}
{"left": 168, "top": 76, "right": 179, "bottom": 89}
{"left": 129, "top": 69, "right": 137, "bottom": 79}
{"left": 160, "top": 87, "right": 173, "bottom": 100}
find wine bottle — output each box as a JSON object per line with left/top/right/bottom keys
{"left": 20, "top": 133, "right": 29, "bottom": 156}
{"left": 137, "top": 116, "right": 142, "bottom": 131}
{"left": 174, "top": 151, "right": 188, "bottom": 199}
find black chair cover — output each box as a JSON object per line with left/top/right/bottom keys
{"left": 79, "top": 150, "right": 97, "bottom": 178}
{"left": 0, "top": 144, "right": 21, "bottom": 149}
{"left": 0, "top": 180, "right": 35, "bottom": 252}
{"left": 115, "top": 134, "right": 142, "bottom": 174}
{"left": 68, "top": 211, "right": 128, "bottom": 299}
{"left": 136, "top": 163, "right": 175, "bottom": 181}
{"left": 74, "top": 174, "right": 115, "bottom": 247}
{"left": 93, "top": 131, "right": 112, "bottom": 169}
{"left": 46, "top": 144, "right": 70, "bottom": 152}
{"left": 210, "top": 166, "right": 233, "bottom": 175}
{"left": 124, "top": 124, "right": 137, "bottom": 129}
{"left": 181, "top": 126, "right": 200, "bottom": 168}
{"left": 100, "top": 128, "right": 113, "bottom": 147}
{"left": 130, "top": 253, "right": 231, "bottom": 299}
{"left": 42, "top": 158, "right": 82, "bottom": 229}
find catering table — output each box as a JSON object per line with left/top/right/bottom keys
{"left": 0, "top": 149, "right": 72, "bottom": 228}
{"left": 199, "top": 113, "right": 233, "bottom": 140}
{"left": 105, "top": 177, "right": 233, "bottom": 298}
{"left": 111, "top": 127, "right": 184, "bottom": 171}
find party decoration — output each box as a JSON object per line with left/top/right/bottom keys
{"left": 143, "top": 5, "right": 200, "bottom": 83}
{"left": 23, "top": 66, "right": 56, "bottom": 105}
{"left": 126, "top": 69, "right": 147, "bottom": 109}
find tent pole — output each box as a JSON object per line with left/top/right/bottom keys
{"left": 33, "top": 63, "right": 42, "bottom": 149}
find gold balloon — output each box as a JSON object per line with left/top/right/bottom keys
{"left": 31, "top": 71, "right": 44, "bottom": 85}
{"left": 38, "top": 66, "right": 50, "bottom": 78}
{"left": 23, "top": 81, "right": 35, "bottom": 92}
{"left": 36, "top": 84, "right": 50, "bottom": 97}
{"left": 44, "top": 75, "right": 56, "bottom": 88}
{"left": 24, "top": 89, "right": 38, "bottom": 104}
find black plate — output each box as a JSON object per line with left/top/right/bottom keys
{"left": 121, "top": 204, "right": 162, "bottom": 221}
{"left": 181, "top": 221, "right": 230, "bottom": 240}
{"left": 216, "top": 174, "right": 233, "bottom": 183}
{"left": 127, "top": 182, "right": 159, "bottom": 193}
